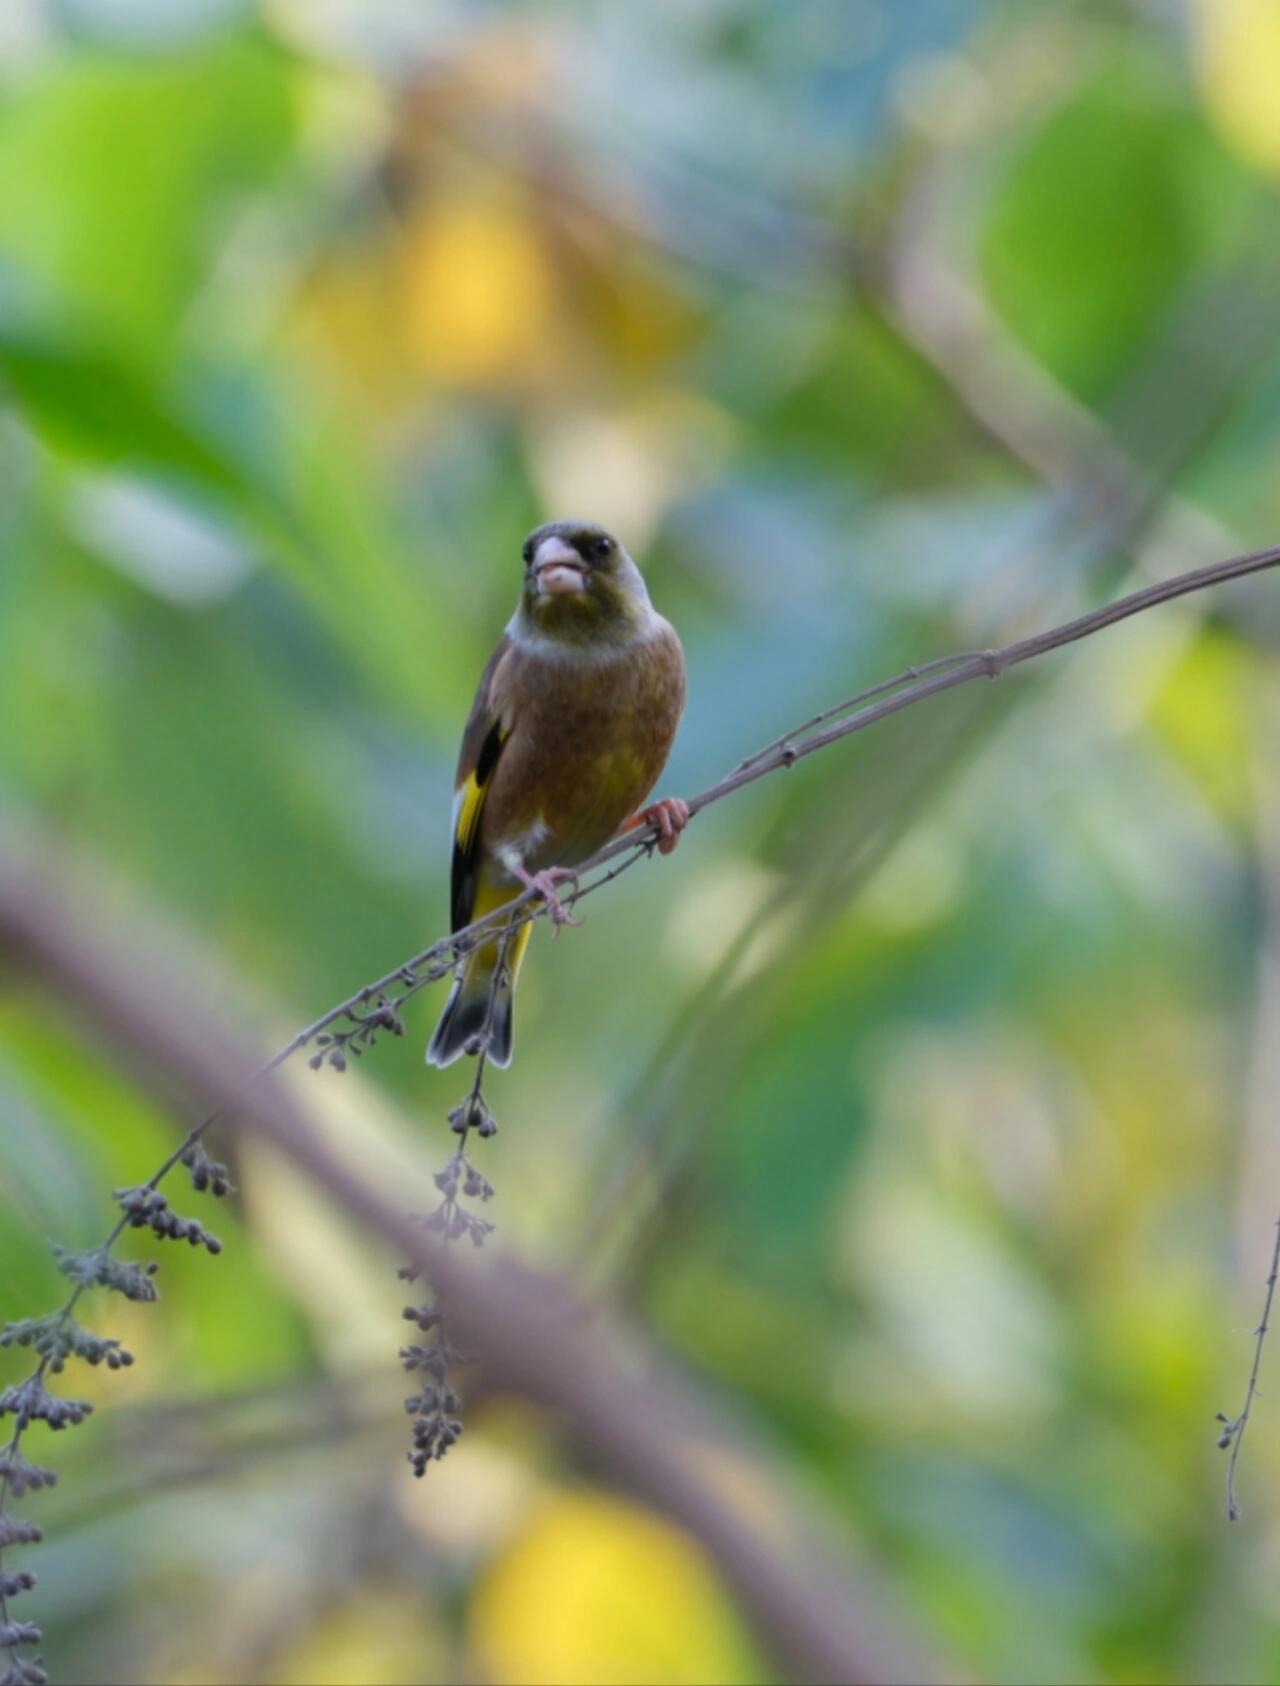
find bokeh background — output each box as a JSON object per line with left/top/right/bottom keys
{"left": 4, "top": 0, "right": 1280, "bottom": 1681}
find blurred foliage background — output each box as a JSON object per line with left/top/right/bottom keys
{"left": 3, "top": 1, "right": 1280, "bottom": 1681}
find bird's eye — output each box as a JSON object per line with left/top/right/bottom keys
{"left": 521, "top": 540, "right": 534, "bottom": 565}
{"left": 591, "top": 536, "right": 612, "bottom": 560}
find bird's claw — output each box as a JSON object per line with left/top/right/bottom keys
{"left": 633, "top": 796, "right": 690, "bottom": 856}
{"left": 520, "top": 866, "right": 582, "bottom": 932}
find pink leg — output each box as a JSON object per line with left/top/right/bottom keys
{"left": 626, "top": 796, "right": 690, "bottom": 857}
{"left": 512, "top": 862, "right": 582, "bottom": 929}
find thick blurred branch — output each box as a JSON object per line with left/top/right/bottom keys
{"left": 884, "top": 171, "right": 1278, "bottom": 581}
{"left": 0, "top": 838, "right": 937, "bottom": 1686}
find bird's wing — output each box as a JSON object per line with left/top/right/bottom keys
{"left": 450, "top": 635, "right": 514, "bottom": 933}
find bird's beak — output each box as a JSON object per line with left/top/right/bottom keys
{"left": 531, "top": 536, "right": 588, "bottom": 596}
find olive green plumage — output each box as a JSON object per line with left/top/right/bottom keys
{"left": 427, "top": 520, "right": 686, "bottom": 1069}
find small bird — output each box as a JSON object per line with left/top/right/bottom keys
{"left": 427, "top": 519, "right": 688, "bottom": 1069}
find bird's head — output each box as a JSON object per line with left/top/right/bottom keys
{"left": 517, "top": 520, "right": 652, "bottom": 645}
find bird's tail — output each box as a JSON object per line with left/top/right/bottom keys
{"left": 426, "top": 920, "right": 531, "bottom": 1069}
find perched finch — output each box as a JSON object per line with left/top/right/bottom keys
{"left": 427, "top": 520, "right": 688, "bottom": 1069}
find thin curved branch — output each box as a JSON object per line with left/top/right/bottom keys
{"left": 237, "top": 536, "right": 1280, "bottom": 1075}
{"left": 1218, "top": 1217, "right": 1280, "bottom": 1521}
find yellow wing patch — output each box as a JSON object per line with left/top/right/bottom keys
{"left": 452, "top": 769, "right": 487, "bottom": 859}
{"left": 450, "top": 715, "right": 509, "bottom": 933}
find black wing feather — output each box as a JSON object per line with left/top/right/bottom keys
{"left": 449, "top": 637, "right": 512, "bottom": 933}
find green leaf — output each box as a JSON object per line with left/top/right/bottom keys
{"left": 0, "top": 28, "right": 296, "bottom": 357}
{"left": 0, "top": 329, "right": 253, "bottom": 496}
{"left": 982, "top": 66, "right": 1249, "bottom": 400}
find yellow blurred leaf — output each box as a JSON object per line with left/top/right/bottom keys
{"left": 292, "top": 252, "right": 424, "bottom": 416}
{"left": 267, "top": 1589, "right": 447, "bottom": 1686}
{"left": 1146, "top": 626, "right": 1256, "bottom": 824}
{"left": 469, "top": 1489, "right": 757, "bottom": 1686}
{"left": 401, "top": 193, "right": 559, "bottom": 388}
{"left": 1190, "top": 0, "right": 1280, "bottom": 174}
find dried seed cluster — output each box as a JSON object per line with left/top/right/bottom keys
{"left": 180, "top": 1142, "right": 232, "bottom": 1198}
{"left": 114, "top": 1186, "right": 222, "bottom": 1253}
{"left": 0, "top": 1382, "right": 90, "bottom": 1435}
{"left": 307, "top": 996, "right": 408, "bottom": 1073}
{"left": 2, "top": 930, "right": 514, "bottom": 1679}
{"left": 399, "top": 1089, "right": 499, "bottom": 1477}
{"left": 50, "top": 1247, "right": 159, "bottom": 1303}
{"left": 0, "top": 1316, "right": 132, "bottom": 1374}
{"left": 1, "top": 1128, "right": 233, "bottom": 1686}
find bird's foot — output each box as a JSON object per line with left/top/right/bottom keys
{"left": 514, "top": 864, "right": 582, "bottom": 931}
{"left": 628, "top": 796, "right": 690, "bottom": 856}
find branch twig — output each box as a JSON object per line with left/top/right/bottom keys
{"left": 1217, "top": 1218, "right": 1280, "bottom": 1521}
{"left": 401, "top": 919, "right": 512, "bottom": 1474}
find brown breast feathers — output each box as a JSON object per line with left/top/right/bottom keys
{"left": 481, "top": 622, "right": 685, "bottom": 872}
